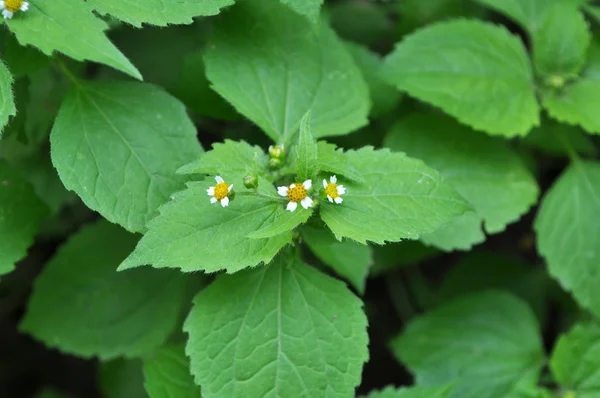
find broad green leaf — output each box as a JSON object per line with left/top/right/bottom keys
{"left": 421, "top": 212, "right": 485, "bottom": 251}
{"left": 382, "top": 20, "right": 539, "bottom": 137}
{"left": 0, "top": 160, "right": 48, "bottom": 278}
{"left": 184, "top": 254, "right": 368, "bottom": 398}
{"left": 317, "top": 141, "right": 364, "bottom": 182}
{"left": 0, "top": 32, "right": 51, "bottom": 78}
{"left": 550, "top": 322, "right": 600, "bottom": 396}
{"left": 533, "top": 3, "right": 590, "bottom": 79}
{"left": 345, "top": 42, "right": 401, "bottom": 117}
{"left": 51, "top": 81, "right": 202, "bottom": 233}
{"left": 0, "top": 59, "right": 15, "bottom": 135}
{"left": 296, "top": 112, "right": 319, "bottom": 181}
{"left": 397, "top": 0, "right": 484, "bottom": 36}
{"left": 370, "top": 241, "right": 439, "bottom": 276}
{"left": 301, "top": 225, "right": 372, "bottom": 293}
{"left": 143, "top": 344, "right": 201, "bottom": 398}
{"left": 473, "top": 0, "right": 560, "bottom": 34}
{"left": 248, "top": 207, "right": 313, "bottom": 239}
{"left": 6, "top": 0, "right": 141, "bottom": 79}
{"left": 280, "top": 0, "right": 323, "bottom": 23}
{"left": 363, "top": 385, "right": 453, "bottom": 398}
{"left": 385, "top": 114, "right": 539, "bottom": 250}
{"left": 205, "top": 0, "right": 369, "bottom": 142}
{"left": 391, "top": 291, "right": 544, "bottom": 398}
{"left": 21, "top": 221, "right": 188, "bottom": 359}
{"left": 119, "top": 181, "right": 291, "bottom": 274}
{"left": 87, "top": 0, "right": 233, "bottom": 27}
{"left": 101, "top": 359, "right": 148, "bottom": 398}
{"left": 329, "top": 1, "right": 392, "bottom": 46}
{"left": 523, "top": 119, "right": 597, "bottom": 157}
{"left": 320, "top": 147, "right": 470, "bottom": 244}
{"left": 535, "top": 161, "right": 600, "bottom": 317}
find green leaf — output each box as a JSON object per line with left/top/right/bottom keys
{"left": 391, "top": 291, "right": 544, "bottom": 398}
{"left": 296, "top": 112, "right": 319, "bottom": 181}
{"left": 248, "top": 207, "right": 313, "bottom": 239}
{"left": 385, "top": 114, "right": 539, "bottom": 250}
{"left": 184, "top": 253, "right": 368, "bottom": 398}
{"left": 370, "top": 241, "right": 439, "bottom": 276}
{"left": 473, "top": 0, "right": 560, "bottom": 34}
{"left": 382, "top": 20, "right": 539, "bottom": 137}
{"left": 119, "top": 181, "right": 292, "bottom": 274}
{"left": 143, "top": 344, "right": 201, "bottom": 398}
{"left": 205, "top": 0, "right": 369, "bottom": 142}
{"left": 0, "top": 160, "right": 48, "bottom": 278}
{"left": 585, "top": 5, "right": 600, "bottom": 24}
{"left": 345, "top": 42, "right": 402, "bottom": 117}
{"left": 50, "top": 81, "right": 202, "bottom": 233}
{"left": 301, "top": 225, "right": 372, "bottom": 293}
{"left": 87, "top": 0, "right": 233, "bottom": 27}
{"left": 317, "top": 141, "right": 364, "bottom": 182}
{"left": 0, "top": 59, "right": 15, "bottom": 136}
{"left": 6, "top": 0, "right": 141, "bottom": 79}
{"left": 535, "top": 161, "right": 600, "bottom": 317}
{"left": 320, "top": 147, "right": 470, "bottom": 245}
{"left": 100, "top": 359, "right": 148, "bottom": 398}
{"left": 363, "top": 385, "right": 453, "bottom": 398}
{"left": 21, "top": 221, "right": 188, "bottom": 359}
{"left": 550, "top": 322, "right": 600, "bottom": 396}
{"left": 533, "top": 3, "right": 590, "bottom": 79}
{"left": 0, "top": 32, "right": 51, "bottom": 79}
{"left": 523, "top": 119, "right": 597, "bottom": 158}
{"left": 178, "top": 140, "right": 267, "bottom": 177}
{"left": 279, "top": 0, "right": 323, "bottom": 23}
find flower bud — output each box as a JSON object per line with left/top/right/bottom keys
{"left": 269, "top": 158, "right": 283, "bottom": 170}
{"left": 243, "top": 174, "right": 259, "bottom": 189}
{"left": 268, "top": 144, "right": 285, "bottom": 160}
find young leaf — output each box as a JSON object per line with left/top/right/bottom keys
{"left": 6, "top": 0, "right": 141, "bottom": 79}
{"left": 178, "top": 140, "right": 268, "bottom": 176}
{"left": 0, "top": 160, "right": 48, "bottom": 278}
{"left": 279, "top": 0, "right": 323, "bottom": 23}
{"left": 317, "top": 141, "right": 364, "bottom": 182}
{"left": 143, "top": 344, "right": 201, "bottom": 398}
{"left": 345, "top": 42, "right": 402, "bottom": 117}
{"left": 320, "top": 147, "right": 471, "bottom": 244}
{"left": 120, "top": 181, "right": 291, "bottom": 274}
{"left": 0, "top": 59, "right": 15, "bottom": 135}
{"left": 391, "top": 291, "right": 544, "bottom": 398}
{"left": 381, "top": 20, "right": 539, "bottom": 137}
{"left": 21, "top": 221, "right": 188, "bottom": 360}
{"left": 296, "top": 112, "right": 319, "bottom": 181}
{"left": 550, "top": 322, "right": 600, "bottom": 395}
{"left": 385, "top": 114, "right": 539, "bottom": 250}
{"left": 301, "top": 225, "right": 372, "bottom": 293}
{"left": 473, "top": 0, "right": 561, "bottom": 34}
{"left": 535, "top": 161, "right": 600, "bottom": 318}
{"left": 87, "top": 0, "right": 234, "bottom": 27}
{"left": 363, "top": 385, "right": 453, "bottom": 398}
{"left": 205, "top": 0, "right": 369, "bottom": 142}
{"left": 184, "top": 253, "right": 368, "bottom": 398}
{"left": 51, "top": 81, "right": 202, "bottom": 233}
{"left": 533, "top": 3, "right": 590, "bottom": 79}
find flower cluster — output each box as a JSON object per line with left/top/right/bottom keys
{"left": 0, "top": 0, "right": 29, "bottom": 19}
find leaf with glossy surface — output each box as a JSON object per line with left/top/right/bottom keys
{"left": 143, "top": 344, "right": 201, "bottom": 398}
{"left": 6, "top": 0, "right": 140, "bottom": 79}
{"left": 21, "top": 221, "right": 187, "bottom": 359}
{"left": 205, "top": 0, "right": 369, "bottom": 142}
{"left": 0, "top": 161, "right": 48, "bottom": 278}
{"left": 535, "top": 161, "right": 600, "bottom": 317}
{"left": 391, "top": 291, "right": 544, "bottom": 398}
{"left": 301, "top": 225, "right": 372, "bottom": 293}
{"left": 382, "top": 20, "right": 538, "bottom": 137}
{"left": 385, "top": 114, "right": 539, "bottom": 250}
{"left": 184, "top": 254, "right": 368, "bottom": 398}
{"left": 51, "top": 81, "right": 202, "bottom": 233}
{"left": 120, "top": 181, "right": 291, "bottom": 274}
{"left": 321, "top": 147, "right": 470, "bottom": 244}
{"left": 88, "top": 0, "right": 234, "bottom": 27}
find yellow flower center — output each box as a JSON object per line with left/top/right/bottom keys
{"left": 325, "top": 183, "right": 339, "bottom": 199}
{"left": 5, "top": 0, "right": 23, "bottom": 12}
{"left": 287, "top": 184, "right": 307, "bottom": 202}
{"left": 214, "top": 182, "right": 229, "bottom": 201}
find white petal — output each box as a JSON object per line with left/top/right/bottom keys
{"left": 0, "top": 2, "right": 5, "bottom": 9}
{"left": 210, "top": 197, "right": 218, "bottom": 204}
{"left": 221, "top": 197, "right": 229, "bottom": 207}
{"left": 290, "top": 183, "right": 296, "bottom": 189}
{"left": 323, "top": 179, "right": 327, "bottom": 189}
{"left": 303, "top": 180, "right": 312, "bottom": 190}
{"left": 334, "top": 197, "right": 343, "bottom": 204}
{"left": 327, "top": 195, "right": 333, "bottom": 203}
{"left": 331, "top": 175, "right": 337, "bottom": 183}
{"left": 286, "top": 201, "right": 298, "bottom": 212}
{"left": 20, "top": 2, "right": 28, "bottom": 11}
{"left": 215, "top": 176, "right": 224, "bottom": 184}
{"left": 3, "top": 10, "right": 13, "bottom": 18}
{"left": 228, "top": 184, "right": 233, "bottom": 192}
{"left": 277, "top": 186, "right": 289, "bottom": 197}
{"left": 207, "top": 187, "right": 215, "bottom": 196}
{"left": 301, "top": 197, "right": 313, "bottom": 209}
{"left": 337, "top": 185, "right": 346, "bottom": 195}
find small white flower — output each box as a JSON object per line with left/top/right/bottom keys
{"left": 0, "top": 0, "right": 29, "bottom": 19}
{"left": 323, "top": 175, "right": 346, "bottom": 204}
{"left": 277, "top": 179, "right": 313, "bottom": 212}
{"left": 206, "top": 176, "right": 233, "bottom": 207}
